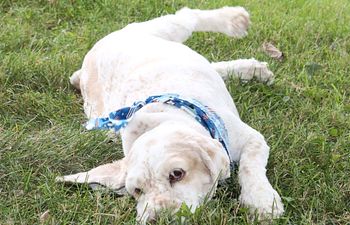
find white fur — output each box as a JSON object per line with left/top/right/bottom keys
{"left": 57, "top": 6, "right": 283, "bottom": 222}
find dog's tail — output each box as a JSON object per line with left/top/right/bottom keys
{"left": 70, "top": 69, "right": 81, "bottom": 90}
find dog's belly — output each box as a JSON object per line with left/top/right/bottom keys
{"left": 80, "top": 32, "right": 237, "bottom": 117}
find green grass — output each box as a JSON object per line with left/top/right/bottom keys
{"left": 1, "top": 0, "right": 349, "bottom": 224}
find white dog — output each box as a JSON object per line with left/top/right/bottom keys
{"left": 57, "top": 6, "right": 284, "bottom": 222}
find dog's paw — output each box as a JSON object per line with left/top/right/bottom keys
{"left": 239, "top": 185, "right": 284, "bottom": 220}
{"left": 220, "top": 6, "right": 250, "bottom": 38}
{"left": 233, "top": 58, "right": 274, "bottom": 84}
{"left": 252, "top": 61, "right": 275, "bottom": 85}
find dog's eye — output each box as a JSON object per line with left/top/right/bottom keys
{"left": 169, "top": 168, "right": 185, "bottom": 184}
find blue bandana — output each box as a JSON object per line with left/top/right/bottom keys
{"left": 85, "top": 94, "right": 231, "bottom": 161}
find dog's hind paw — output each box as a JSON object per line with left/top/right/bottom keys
{"left": 220, "top": 6, "right": 250, "bottom": 38}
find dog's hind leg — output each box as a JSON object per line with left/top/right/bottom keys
{"left": 124, "top": 6, "right": 250, "bottom": 43}
{"left": 237, "top": 130, "right": 284, "bottom": 219}
{"left": 70, "top": 69, "right": 81, "bottom": 90}
{"left": 211, "top": 58, "right": 275, "bottom": 84}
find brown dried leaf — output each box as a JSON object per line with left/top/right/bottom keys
{"left": 39, "top": 210, "right": 50, "bottom": 224}
{"left": 262, "top": 42, "right": 284, "bottom": 61}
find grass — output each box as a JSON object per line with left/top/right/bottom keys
{"left": 0, "top": 0, "right": 349, "bottom": 224}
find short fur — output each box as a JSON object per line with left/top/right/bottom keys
{"left": 57, "top": 6, "right": 284, "bottom": 223}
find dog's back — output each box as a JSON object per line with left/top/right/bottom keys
{"left": 80, "top": 32, "right": 234, "bottom": 118}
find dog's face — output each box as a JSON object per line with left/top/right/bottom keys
{"left": 57, "top": 123, "right": 230, "bottom": 222}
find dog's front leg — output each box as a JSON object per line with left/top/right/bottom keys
{"left": 238, "top": 132, "right": 284, "bottom": 219}
{"left": 221, "top": 111, "right": 284, "bottom": 219}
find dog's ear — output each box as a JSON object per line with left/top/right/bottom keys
{"left": 194, "top": 135, "right": 231, "bottom": 181}
{"left": 56, "top": 158, "right": 127, "bottom": 193}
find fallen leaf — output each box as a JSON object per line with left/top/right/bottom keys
{"left": 39, "top": 210, "right": 50, "bottom": 224}
{"left": 262, "top": 42, "right": 284, "bottom": 61}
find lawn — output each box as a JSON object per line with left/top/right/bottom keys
{"left": 0, "top": 0, "right": 349, "bottom": 224}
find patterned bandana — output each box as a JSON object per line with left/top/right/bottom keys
{"left": 85, "top": 94, "right": 231, "bottom": 161}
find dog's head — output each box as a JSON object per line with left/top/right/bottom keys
{"left": 57, "top": 122, "right": 230, "bottom": 222}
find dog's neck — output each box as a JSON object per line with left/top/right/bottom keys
{"left": 120, "top": 103, "right": 210, "bottom": 154}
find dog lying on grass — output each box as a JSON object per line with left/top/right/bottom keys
{"left": 56, "top": 6, "right": 284, "bottom": 223}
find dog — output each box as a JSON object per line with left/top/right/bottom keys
{"left": 56, "top": 6, "right": 284, "bottom": 223}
